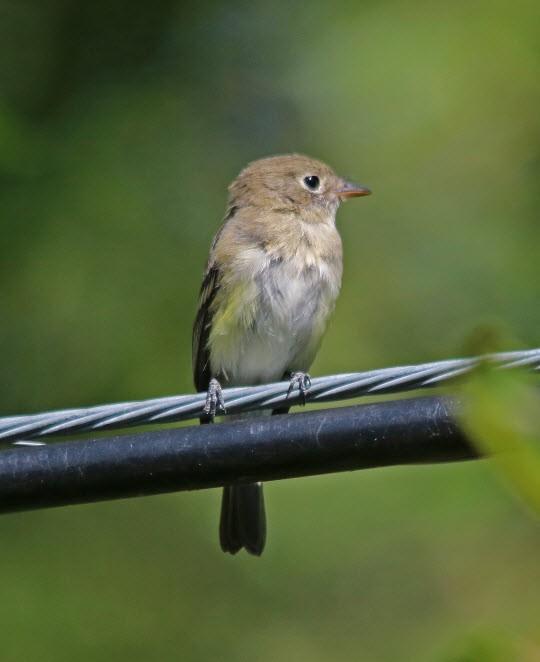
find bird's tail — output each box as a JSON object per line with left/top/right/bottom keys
{"left": 219, "top": 483, "right": 266, "bottom": 556}
{"left": 217, "top": 407, "right": 289, "bottom": 556}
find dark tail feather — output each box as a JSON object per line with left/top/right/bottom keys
{"left": 219, "top": 483, "right": 266, "bottom": 556}
{"left": 217, "top": 406, "right": 288, "bottom": 556}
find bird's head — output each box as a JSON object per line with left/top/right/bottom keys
{"left": 228, "top": 154, "right": 371, "bottom": 222}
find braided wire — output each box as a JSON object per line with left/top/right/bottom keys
{"left": 1, "top": 348, "right": 538, "bottom": 445}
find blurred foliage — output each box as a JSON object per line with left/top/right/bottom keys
{"left": 461, "top": 366, "right": 540, "bottom": 516}
{"left": 439, "top": 630, "right": 520, "bottom": 662}
{"left": 0, "top": 0, "right": 539, "bottom": 660}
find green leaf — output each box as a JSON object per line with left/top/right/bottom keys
{"left": 460, "top": 364, "right": 540, "bottom": 516}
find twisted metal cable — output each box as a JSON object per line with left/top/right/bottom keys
{"left": 1, "top": 348, "right": 539, "bottom": 445}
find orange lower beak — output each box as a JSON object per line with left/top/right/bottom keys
{"left": 336, "top": 181, "right": 372, "bottom": 198}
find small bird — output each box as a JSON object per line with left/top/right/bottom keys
{"left": 192, "top": 154, "right": 371, "bottom": 555}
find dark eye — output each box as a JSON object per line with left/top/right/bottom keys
{"left": 303, "top": 175, "right": 320, "bottom": 191}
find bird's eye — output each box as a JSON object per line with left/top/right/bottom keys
{"left": 303, "top": 175, "right": 320, "bottom": 191}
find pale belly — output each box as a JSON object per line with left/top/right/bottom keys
{"left": 213, "top": 259, "right": 339, "bottom": 386}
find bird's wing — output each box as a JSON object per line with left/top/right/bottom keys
{"left": 192, "top": 263, "right": 221, "bottom": 392}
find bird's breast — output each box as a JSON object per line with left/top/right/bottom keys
{"left": 257, "top": 257, "right": 337, "bottom": 333}
{"left": 209, "top": 243, "right": 342, "bottom": 386}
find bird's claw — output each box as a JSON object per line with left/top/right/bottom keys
{"left": 203, "top": 378, "right": 226, "bottom": 418}
{"left": 286, "top": 371, "right": 312, "bottom": 405}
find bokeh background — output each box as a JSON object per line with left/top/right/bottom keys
{"left": 0, "top": 1, "right": 539, "bottom": 660}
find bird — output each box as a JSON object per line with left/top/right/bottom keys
{"left": 192, "top": 154, "right": 371, "bottom": 555}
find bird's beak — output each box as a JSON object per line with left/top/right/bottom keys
{"left": 336, "top": 180, "right": 372, "bottom": 199}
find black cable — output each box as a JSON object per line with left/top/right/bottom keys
{"left": 0, "top": 395, "right": 478, "bottom": 514}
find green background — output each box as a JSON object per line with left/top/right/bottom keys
{"left": 0, "top": 1, "right": 539, "bottom": 660}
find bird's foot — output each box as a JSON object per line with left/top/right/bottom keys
{"left": 203, "top": 378, "right": 226, "bottom": 418}
{"left": 286, "top": 372, "right": 312, "bottom": 405}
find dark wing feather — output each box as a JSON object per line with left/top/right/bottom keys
{"left": 192, "top": 264, "right": 221, "bottom": 392}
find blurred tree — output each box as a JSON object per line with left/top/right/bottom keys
{"left": 0, "top": 1, "right": 538, "bottom": 660}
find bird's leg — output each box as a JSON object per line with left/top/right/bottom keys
{"left": 203, "top": 377, "right": 226, "bottom": 419}
{"left": 286, "top": 371, "right": 312, "bottom": 405}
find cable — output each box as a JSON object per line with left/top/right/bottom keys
{"left": 1, "top": 348, "right": 538, "bottom": 445}
{"left": 0, "top": 395, "right": 478, "bottom": 513}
